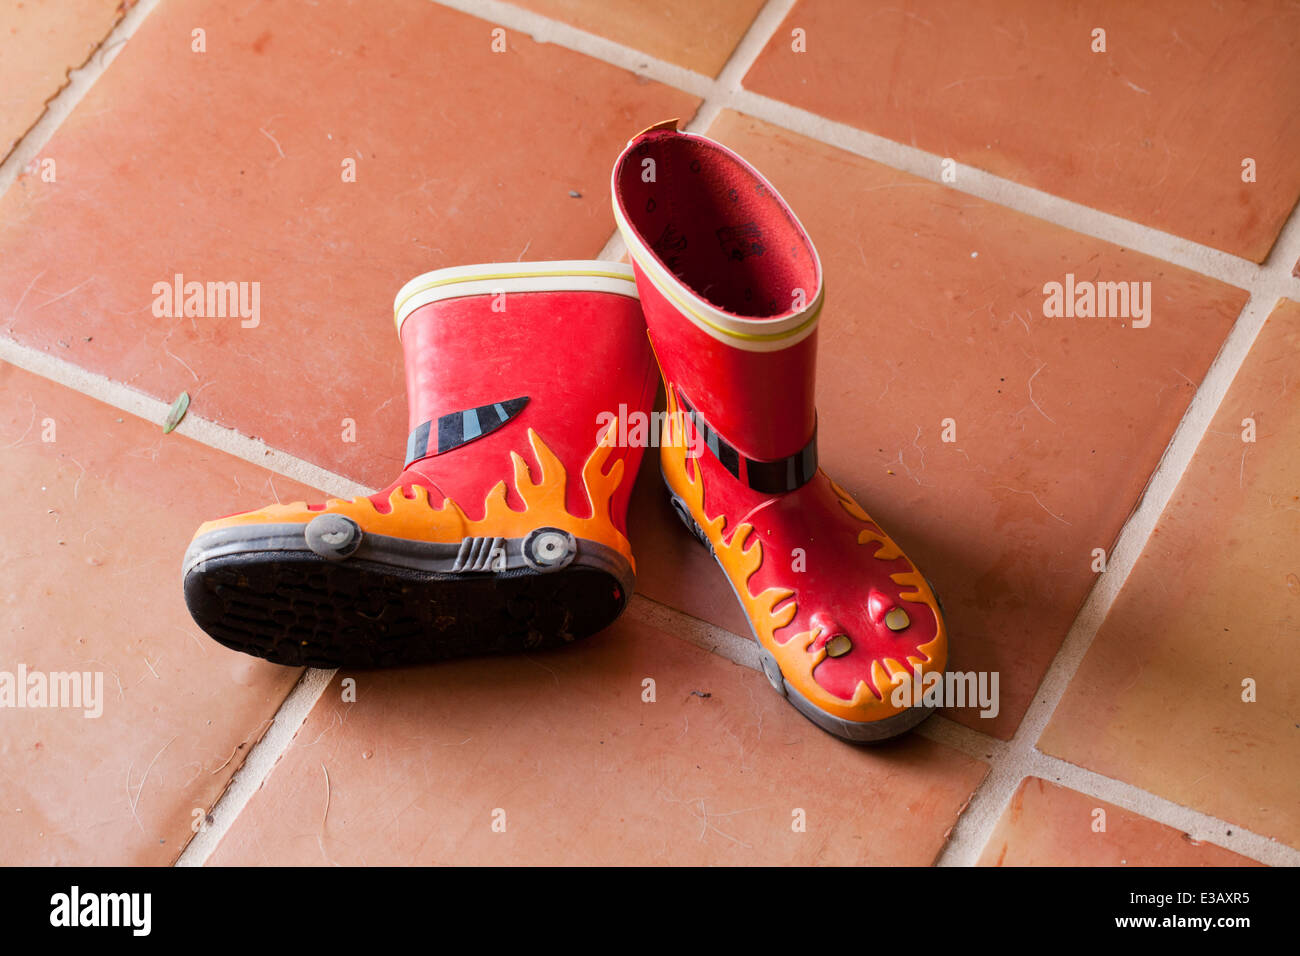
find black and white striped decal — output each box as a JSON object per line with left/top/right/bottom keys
{"left": 405, "top": 396, "right": 529, "bottom": 466}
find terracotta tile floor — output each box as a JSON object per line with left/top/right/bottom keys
{"left": 0, "top": 363, "right": 315, "bottom": 864}
{"left": 1039, "top": 299, "right": 1300, "bottom": 848}
{"left": 0, "top": 0, "right": 1296, "bottom": 866}
{"left": 632, "top": 110, "right": 1247, "bottom": 740}
{"left": 745, "top": 0, "right": 1300, "bottom": 262}
{"left": 0, "top": 0, "right": 698, "bottom": 490}
{"left": 210, "top": 617, "right": 987, "bottom": 865}
{"left": 511, "top": 0, "right": 766, "bottom": 76}
{"left": 978, "top": 778, "right": 1262, "bottom": 866}
{"left": 0, "top": 0, "right": 128, "bottom": 159}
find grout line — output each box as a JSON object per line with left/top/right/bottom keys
{"left": 579, "top": 0, "right": 800, "bottom": 261}
{"left": 631, "top": 571, "right": 1300, "bottom": 867}
{"left": 0, "top": 0, "right": 162, "bottom": 200}
{"left": 912, "top": 710, "right": 1008, "bottom": 763}
{"left": 420, "top": 0, "right": 1300, "bottom": 297}
{"left": 0, "top": 0, "right": 354, "bottom": 871}
{"left": 630, "top": 595, "right": 1008, "bottom": 762}
{"left": 726, "top": 91, "right": 1298, "bottom": 295}
{"left": 0, "top": 337, "right": 373, "bottom": 500}
{"left": 0, "top": 345, "right": 368, "bottom": 868}
{"left": 429, "top": 0, "right": 713, "bottom": 97}
{"left": 174, "top": 666, "right": 338, "bottom": 866}
{"left": 595, "top": 230, "right": 627, "bottom": 264}
{"left": 680, "top": 0, "right": 800, "bottom": 135}
{"left": 588, "top": 0, "right": 798, "bottom": 261}
{"left": 1025, "top": 750, "right": 1300, "bottom": 867}
{"left": 581, "top": 0, "right": 1299, "bottom": 866}
{"left": 629, "top": 593, "right": 762, "bottom": 671}
{"left": 935, "top": 204, "right": 1300, "bottom": 867}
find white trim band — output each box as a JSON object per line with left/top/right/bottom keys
{"left": 394, "top": 261, "right": 638, "bottom": 336}
{"left": 611, "top": 128, "right": 825, "bottom": 353}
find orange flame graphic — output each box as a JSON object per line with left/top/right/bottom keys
{"left": 660, "top": 389, "right": 944, "bottom": 723}
{"left": 195, "top": 426, "right": 634, "bottom": 568}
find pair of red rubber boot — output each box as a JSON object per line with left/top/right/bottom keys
{"left": 183, "top": 121, "right": 947, "bottom": 742}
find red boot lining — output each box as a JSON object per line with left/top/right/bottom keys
{"left": 616, "top": 135, "right": 819, "bottom": 320}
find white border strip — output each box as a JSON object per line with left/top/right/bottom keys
{"left": 435, "top": 0, "right": 1300, "bottom": 297}
{"left": 174, "top": 667, "right": 338, "bottom": 866}
{"left": 609, "top": 126, "right": 824, "bottom": 351}
{"left": 0, "top": 0, "right": 163, "bottom": 190}
{"left": 393, "top": 260, "right": 636, "bottom": 335}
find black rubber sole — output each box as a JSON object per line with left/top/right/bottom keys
{"left": 184, "top": 551, "right": 628, "bottom": 668}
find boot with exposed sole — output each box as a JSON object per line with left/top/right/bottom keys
{"left": 183, "top": 261, "right": 656, "bottom": 667}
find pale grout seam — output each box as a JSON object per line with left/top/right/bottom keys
{"left": 0, "top": 342, "right": 365, "bottom": 868}
{"left": 629, "top": 594, "right": 763, "bottom": 673}
{"left": 175, "top": 0, "right": 754, "bottom": 847}
{"left": 0, "top": 0, "right": 348, "bottom": 870}
{"left": 935, "top": 201, "right": 1300, "bottom": 866}
{"left": 933, "top": 292, "right": 1286, "bottom": 866}
{"left": 635, "top": 569, "right": 1300, "bottom": 868}
{"left": 681, "top": 0, "right": 801, "bottom": 136}
{"left": 174, "top": 667, "right": 338, "bottom": 866}
{"left": 729, "top": 91, "right": 1300, "bottom": 297}
{"left": 1025, "top": 752, "right": 1300, "bottom": 867}
{"left": 632, "top": 593, "right": 1007, "bottom": 765}
{"left": 0, "top": 0, "right": 162, "bottom": 193}
{"left": 0, "top": 0, "right": 1293, "bottom": 865}
{"left": 192, "top": 0, "right": 1300, "bottom": 865}
{"left": 428, "top": 0, "right": 1300, "bottom": 299}
{"left": 554, "top": 0, "right": 1300, "bottom": 865}
{"left": 0, "top": 337, "right": 374, "bottom": 500}
{"left": 591, "top": 0, "right": 801, "bottom": 260}
{"left": 428, "top": 0, "right": 713, "bottom": 98}
{"left": 608, "top": 0, "right": 1300, "bottom": 866}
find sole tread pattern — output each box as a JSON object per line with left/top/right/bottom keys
{"left": 185, "top": 552, "right": 625, "bottom": 667}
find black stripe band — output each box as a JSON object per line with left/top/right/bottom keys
{"left": 678, "top": 390, "right": 817, "bottom": 494}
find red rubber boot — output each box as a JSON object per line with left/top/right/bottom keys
{"left": 612, "top": 122, "right": 948, "bottom": 741}
{"left": 183, "top": 261, "right": 656, "bottom": 667}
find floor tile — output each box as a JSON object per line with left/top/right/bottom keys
{"left": 0, "top": 0, "right": 127, "bottom": 159}
{"left": 628, "top": 111, "right": 1247, "bottom": 739}
{"left": 511, "top": 0, "right": 764, "bottom": 76}
{"left": 209, "top": 615, "right": 987, "bottom": 865}
{"left": 744, "top": 0, "right": 1300, "bottom": 262}
{"left": 1039, "top": 299, "right": 1300, "bottom": 848}
{"left": 0, "top": 361, "right": 316, "bottom": 864}
{"left": 0, "top": 0, "right": 698, "bottom": 491}
{"left": 978, "top": 778, "right": 1262, "bottom": 866}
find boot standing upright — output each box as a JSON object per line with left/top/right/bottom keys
{"left": 612, "top": 121, "right": 948, "bottom": 742}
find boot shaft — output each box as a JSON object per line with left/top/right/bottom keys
{"left": 612, "top": 124, "right": 824, "bottom": 463}
{"left": 393, "top": 262, "right": 657, "bottom": 527}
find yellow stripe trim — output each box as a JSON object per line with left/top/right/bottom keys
{"left": 394, "top": 268, "right": 637, "bottom": 323}
{"left": 625, "top": 246, "right": 822, "bottom": 343}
